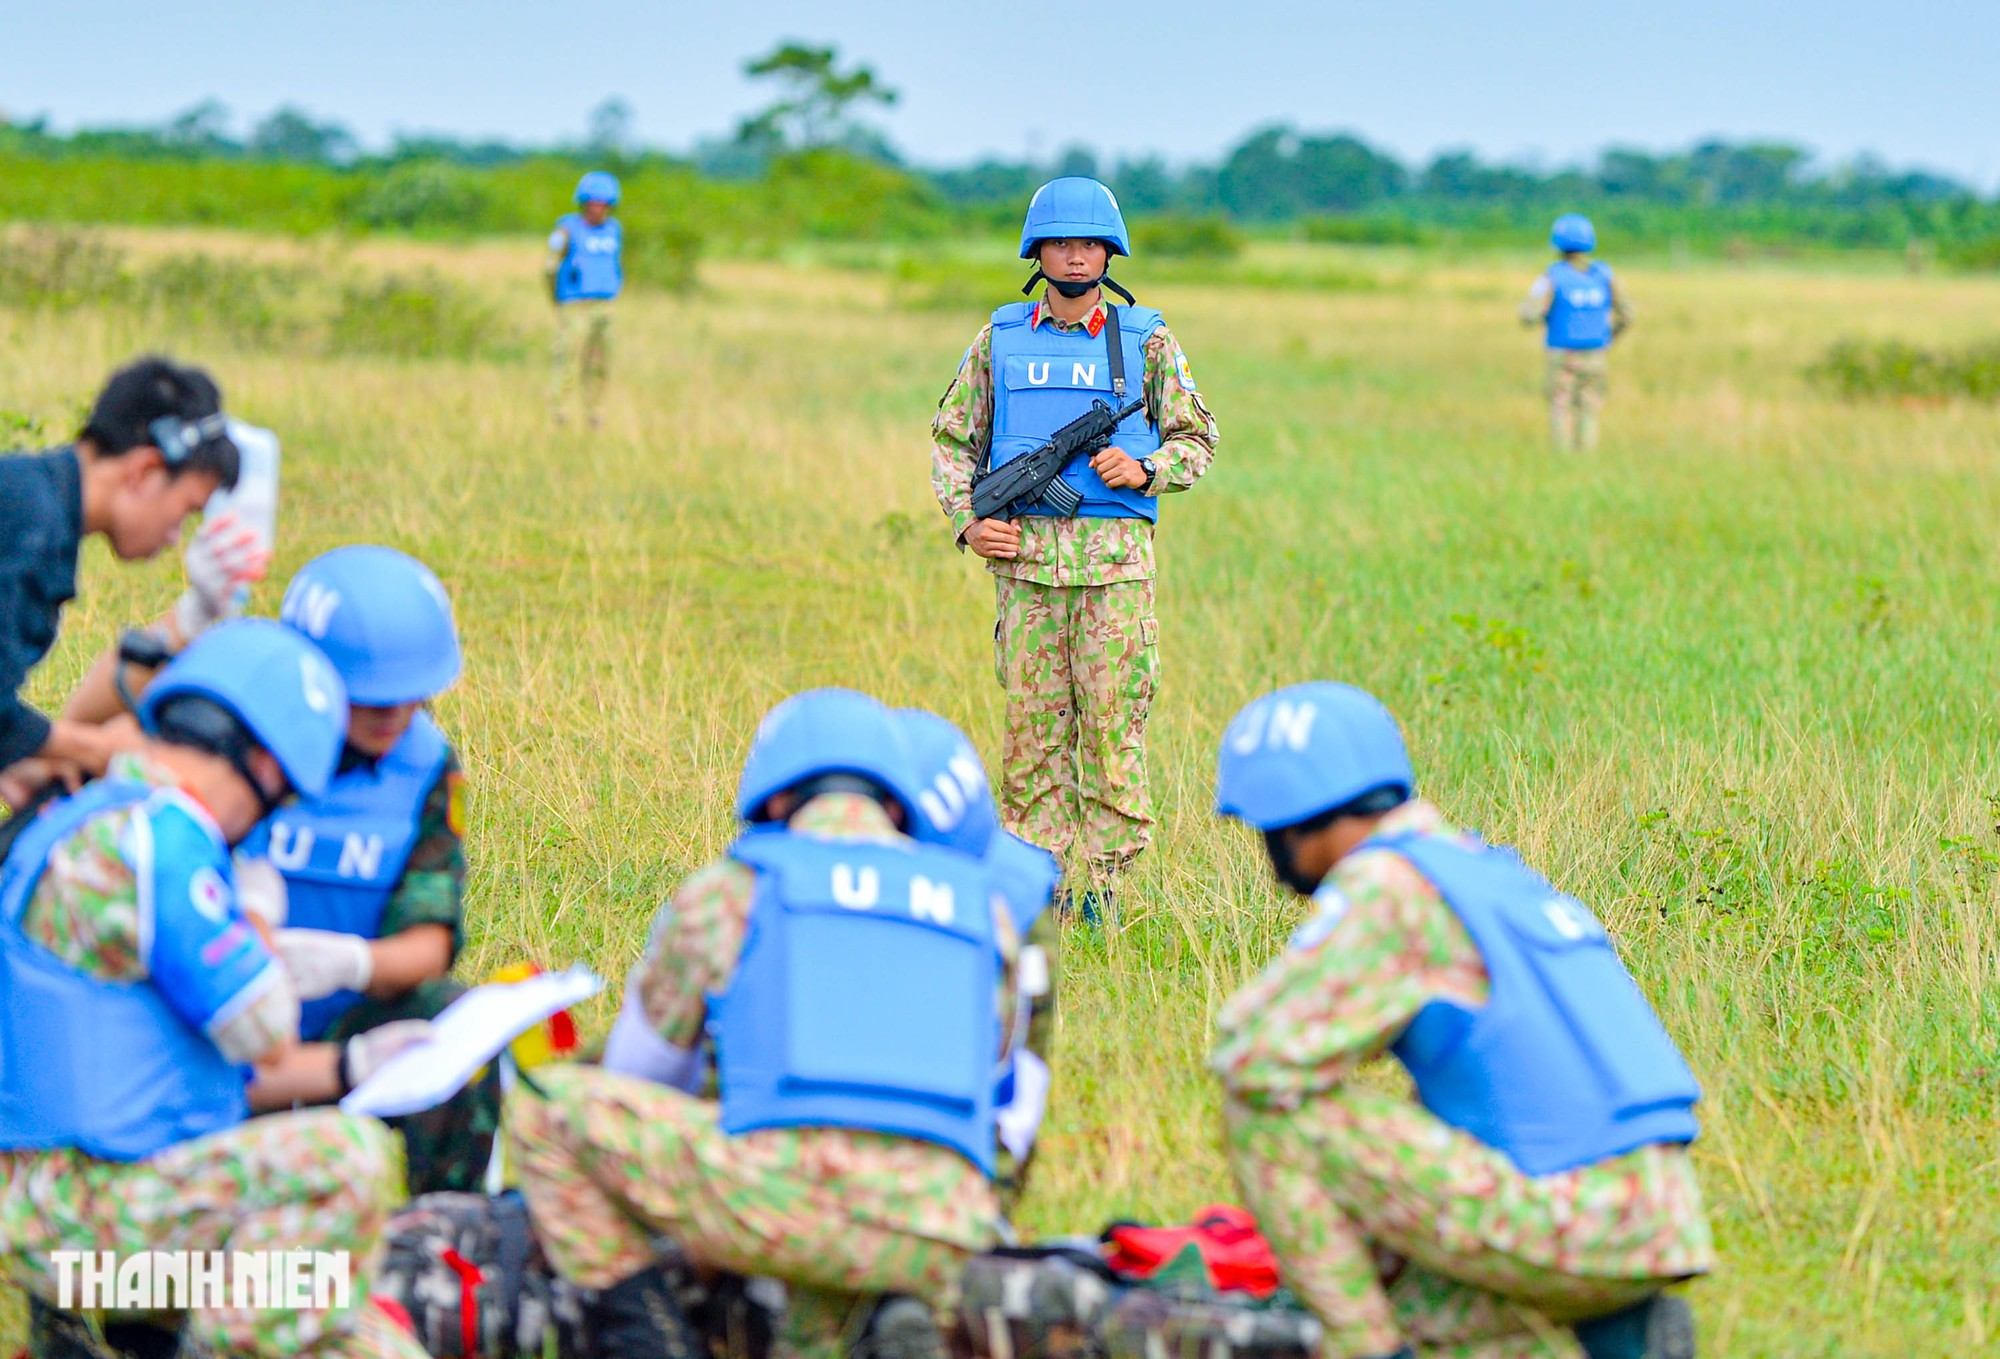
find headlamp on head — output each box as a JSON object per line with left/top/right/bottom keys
{"left": 147, "top": 412, "right": 232, "bottom": 467}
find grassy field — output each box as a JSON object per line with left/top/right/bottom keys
{"left": 5, "top": 231, "right": 1999, "bottom": 1356}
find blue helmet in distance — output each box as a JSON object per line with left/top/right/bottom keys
{"left": 576, "top": 171, "right": 621, "bottom": 206}
{"left": 736, "top": 688, "right": 926, "bottom": 823}
{"left": 895, "top": 709, "right": 1000, "bottom": 856}
{"left": 1215, "top": 682, "right": 1414, "bottom": 832}
{"left": 279, "top": 545, "right": 462, "bottom": 707}
{"left": 1551, "top": 214, "right": 1597, "bottom": 253}
{"left": 1019, "top": 177, "right": 1130, "bottom": 259}
{"left": 139, "top": 618, "right": 349, "bottom": 800}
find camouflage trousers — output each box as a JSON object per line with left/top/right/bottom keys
{"left": 550, "top": 299, "right": 614, "bottom": 424}
{"left": 327, "top": 981, "right": 502, "bottom": 1196}
{"left": 1544, "top": 350, "right": 1608, "bottom": 452}
{"left": 505, "top": 1066, "right": 998, "bottom": 1358}
{"left": 1225, "top": 1090, "right": 1714, "bottom": 1359}
{"left": 993, "top": 574, "right": 1158, "bottom": 876}
{"left": 0, "top": 1111, "right": 427, "bottom": 1358}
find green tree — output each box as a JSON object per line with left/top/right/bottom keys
{"left": 737, "top": 41, "right": 897, "bottom": 152}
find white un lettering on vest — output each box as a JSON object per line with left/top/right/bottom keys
{"left": 828, "top": 863, "right": 958, "bottom": 924}
{"left": 269, "top": 823, "right": 391, "bottom": 882}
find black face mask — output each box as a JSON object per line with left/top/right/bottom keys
{"left": 1263, "top": 828, "right": 1324, "bottom": 897}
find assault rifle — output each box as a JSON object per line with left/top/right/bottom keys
{"left": 970, "top": 397, "right": 1145, "bottom": 521}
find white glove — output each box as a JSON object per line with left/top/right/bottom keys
{"left": 175, "top": 511, "right": 273, "bottom": 641}
{"left": 341, "top": 1019, "right": 436, "bottom": 1093}
{"left": 275, "top": 928, "right": 374, "bottom": 1001}
{"left": 232, "top": 856, "right": 289, "bottom": 929}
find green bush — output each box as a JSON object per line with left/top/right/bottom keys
{"left": 1132, "top": 215, "right": 1245, "bottom": 260}
{"left": 1301, "top": 214, "right": 1434, "bottom": 246}
{"left": 1942, "top": 235, "right": 2000, "bottom": 271}
{"left": 622, "top": 219, "right": 704, "bottom": 294}
{"left": 328, "top": 271, "right": 512, "bottom": 359}
{"left": 349, "top": 161, "right": 498, "bottom": 232}
{"left": 1809, "top": 336, "right": 2000, "bottom": 401}
{"left": 0, "top": 227, "right": 127, "bottom": 307}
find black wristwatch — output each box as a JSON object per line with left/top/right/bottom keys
{"left": 1137, "top": 457, "right": 1158, "bottom": 493}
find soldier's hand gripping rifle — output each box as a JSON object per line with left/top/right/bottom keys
{"left": 970, "top": 398, "right": 1146, "bottom": 521}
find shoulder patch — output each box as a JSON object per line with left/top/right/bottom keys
{"left": 187, "top": 866, "right": 232, "bottom": 924}
{"left": 547, "top": 228, "right": 568, "bottom": 251}
{"left": 1174, "top": 349, "right": 1198, "bottom": 393}
{"left": 446, "top": 771, "right": 467, "bottom": 837}
{"left": 1287, "top": 883, "right": 1350, "bottom": 953}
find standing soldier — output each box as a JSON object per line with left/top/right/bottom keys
{"left": 545, "top": 170, "right": 623, "bottom": 427}
{"left": 932, "top": 177, "right": 1218, "bottom": 904}
{"left": 1209, "top": 683, "right": 1711, "bottom": 1359}
{"left": 521, "top": 688, "right": 1024, "bottom": 1359}
{"left": 1520, "top": 214, "right": 1630, "bottom": 452}
{"left": 0, "top": 621, "right": 431, "bottom": 1359}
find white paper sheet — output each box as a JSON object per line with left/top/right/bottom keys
{"left": 339, "top": 966, "right": 602, "bottom": 1118}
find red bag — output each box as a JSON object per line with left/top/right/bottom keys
{"left": 1101, "top": 1203, "right": 1283, "bottom": 1299}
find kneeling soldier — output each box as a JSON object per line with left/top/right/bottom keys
{"left": 512, "top": 689, "right": 1024, "bottom": 1359}
{"left": 1211, "top": 683, "right": 1711, "bottom": 1359}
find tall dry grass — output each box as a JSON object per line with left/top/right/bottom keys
{"left": 4, "top": 233, "right": 1998, "bottom": 1355}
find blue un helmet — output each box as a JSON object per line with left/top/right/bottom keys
{"left": 736, "top": 688, "right": 926, "bottom": 823}
{"left": 1215, "top": 682, "right": 1414, "bottom": 832}
{"left": 279, "top": 546, "right": 462, "bottom": 707}
{"left": 575, "top": 171, "right": 621, "bottom": 207}
{"left": 1019, "top": 177, "right": 1131, "bottom": 259}
{"left": 138, "top": 618, "right": 349, "bottom": 800}
{"left": 895, "top": 709, "right": 1000, "bottom": 856}
{"left": 1551, "top": 214, "right": 1597, "bottom": 254}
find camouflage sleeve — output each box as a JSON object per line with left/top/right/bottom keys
{"left": 1208, "top": 850, "right": 1488, "bottom": 1110}
{"left": 376, "top": 752, "right": 466, "bottom": 959}
{"left": 1520, "top": 272, "right": 1554, "bottom": 324}
{"left": 930, "top": 323, "right": 995, "bottom": 543}
{"left": 1140, "top": 325, "right": 1218, "bottom": 496}
{"left": 996, "top": 908, "right": 1059, "bottom": 1208}
{"left": 633, "top": 857, "right": 756, "bottom": 1050}
{"left": 1610, "top": 274, "right": 1634, "bottom": 335}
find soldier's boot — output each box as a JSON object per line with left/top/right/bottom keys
{"left": 853, "top": 1297, "right": 945, "bottom": 1359}
{"left": 587, "top": 1263, "right": 703, "bottom": 1359}
{"left": 1573, "top": 1293, "right": 1695, "bottom": 1359}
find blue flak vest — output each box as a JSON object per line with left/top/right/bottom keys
{"left": 986, "top": 831, "right": 1059, "bottom": 937}
{"left": 1377, "top": 831, "right": 1701, "bottom": 1177}
{"left": 240, "top": 714, "right": 450, "bottom": 1040}
{"left": 1544, "top": 260, "right": 1614, "bottom": 351}
{"left": 554, "top": 213, "right": 623, "bottom": 302}
{"left": 0, "top": 781, "right": 251, "bottom": 1161}
{"left": 708, "top": 831, "right": 1003, "bottom": 1174}
{"left": 988, "top": 301, "right": 1163, "bottom": 522}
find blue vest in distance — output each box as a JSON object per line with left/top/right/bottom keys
{"left": 1544, "top": 260, "right": 1614, "bottom": 350}
{"left": 555, "top": 213, "right": 623, "bottom": 302}
{"left": 240, "top": 714, "right": 450, "bottom": 1039}
{"left": 708, "top": 831, "right": 1002, "bottom": 1173}
{"left": 0, "top": 781, "right": 251, "bottom": 1161}
{"left": 988, "top": 302, "right": 1163, "bottom": 522}
{"left": 1380, "top": 831, "right": 1701, "bottom": 1176}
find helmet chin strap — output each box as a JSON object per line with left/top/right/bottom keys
{"left": 1021, "top": 268, "right": 1136, "bottom": 305}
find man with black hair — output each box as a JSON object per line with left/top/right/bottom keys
{"left": 0, "top": 620, "right": 433, "bottom": 1359}
{"left": 0, "top": 356, "right": 265, "bottom": 810}
{"left": 1209, "top": 684, "right": 1711, "bottom": 1359}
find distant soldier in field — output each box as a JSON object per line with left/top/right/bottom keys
{"left": 1211, "top": 683, "right": 1712, "bottom": 1359}
{"left": 1520, "top": 214, "right": 1630, "bottom": 452}
{"left": 932, "top": 177, "right": 1219, "bottom": 905}
{"left": 545, "top": 170, "right": 624, "bottom": 427}
{"left": 510, "top": 688, "right": 1028, "bottom": 1359}
{"left": 1, "top": 622, "right": 432, "bottom": 1359}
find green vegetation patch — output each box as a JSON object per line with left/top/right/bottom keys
{"left": 1809, "top": 335, "right": 2000, "bottom": 401}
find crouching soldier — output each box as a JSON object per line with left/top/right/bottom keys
{"left": 1210, "top": 683, "right": 1711, "bottom": 1359}
{"left": 512, "top": 688, "right": 1023, "bottom": 1359}
{"left": 0, "top": 621, "right": 430, "bottom": 1359}
{"left": 234, "top": 545, "right": 495, "bottom": 1194}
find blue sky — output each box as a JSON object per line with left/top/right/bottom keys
{"left": 4, "top": 1, "right": 1996, "bottom": 186}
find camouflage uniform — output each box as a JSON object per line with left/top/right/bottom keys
{"left": 0, "top": 756, "right": 426, "bottom": 1358}
{"left": 314, "top": 750, "right": 498, "bottom": 1196}
{"left": 505, "top": 793, "right": 1020, "bottom": 1358}
{"left": 1210, "top": 800, "right": 1713, "bottom": 1359}
{"left": 1519, "top": 271, "right": 1631, "bottom": 453}
{"left": 932, "top": 295, "right": 1218, "bottom": 876}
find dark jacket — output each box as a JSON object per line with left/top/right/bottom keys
{"left": 0, "top": 447, "right": 84, "bottom": 767}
